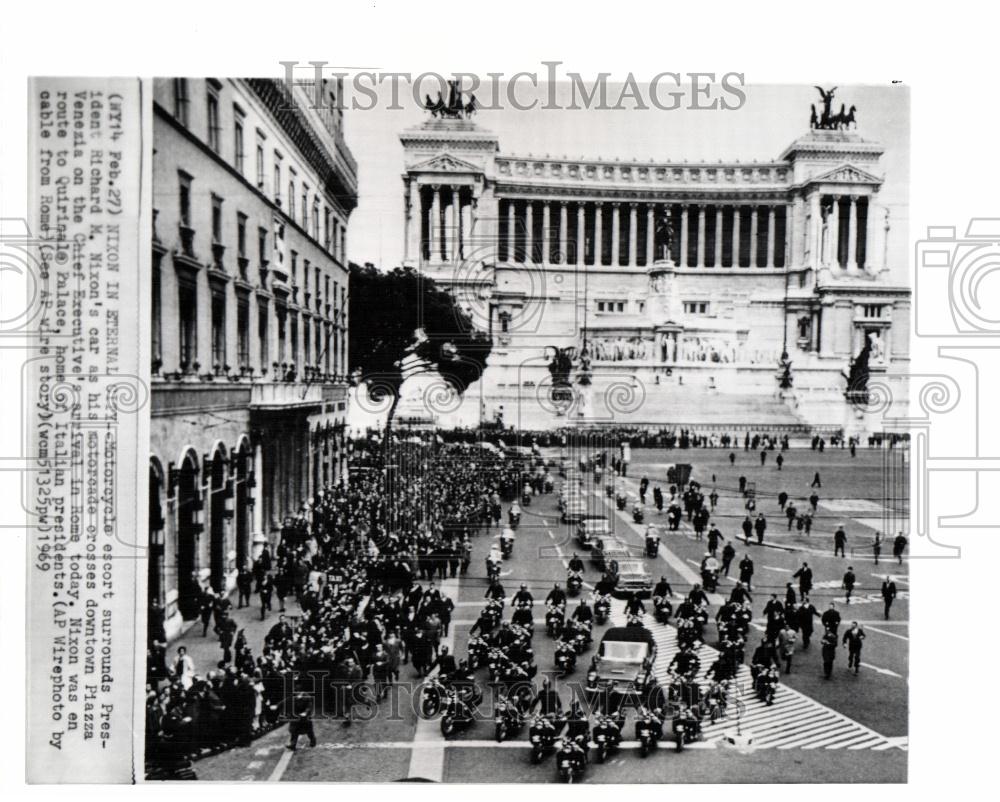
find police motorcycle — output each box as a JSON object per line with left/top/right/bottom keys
{"left": 511, "top": 601, "right": 535, "bottom": 635}
{"left": 703, "top": 679, "right": 731, "bottom": 723}
{"left": 593, "top": 593, "right": 612, "bottom": 625}
{"left": 755, "top": 665, "right": 779, "bottom": 706}
{"left": 632, "top": 501, "right": 645, "bottom": 524}
{"left": 528, "top": 714, "right": 563, "bottom": 764}
{"left": 500, "top": 527, "right": 516, "bottom": 559}
{"left": 554, "top": 638, "right": 577, "bottom": 676}
{"left": 476, "top": 599, "right": 504, "bottom": 635}
{"left": 545, "top": 603, "right": 566, "bottom": 638}
{"left": 592, "top": 712, "right": 624, "bottom": 763}
{"left": 645, "top": 525, "right": 661, "bottom": 558}
{"left": 494, "top": 691, "right": 526, "bottom": 743}
{"left": 419, "top": 674, "right": 449, "bottom": 717}
{"left": 566, "top": 570, "right": 584, "bottom": 597}
{"left": 508, "top": 502, "right": 522, "bottom": 529}
{"left": 556, "top": 737, "right": 586, "bottom": 783}
{"left": 467, "top": 635, "right": 489, "bottom": 670}
{"left": 521, "top": 482, "right": 532, "bottom": 507}
{"left": 616, "top": 489, "right": 628, "bottom": 511}
{"left": 672, "top": 705, "right": 702, "bottom": 752}
{"left": 486, "top": 553, "right": 502, "bottom": 583}
{"left": 583, "top": 658, "right": 601, "bottom": 709}
{"left": 653, "top": 595, "right": 673, "bottom": 625}
{"left": 700, "top": 554, "right": 720, "bottom": 593}
{"left": 563, "top": 617, "right": 593, "bottom": 654}
{"left": 439, "top": 687, "right": 475, "bottom": 737}
{"left": 634, "top": 705, "right": 665, "bottom": 757}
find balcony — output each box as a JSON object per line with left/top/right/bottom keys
{"left": 250, "top": 381, "right": 323, "bottom": 411}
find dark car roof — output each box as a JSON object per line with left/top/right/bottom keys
{"left": 599, "top": 626, "right": 654, "bottom": 646}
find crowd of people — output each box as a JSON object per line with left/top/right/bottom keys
{"left": 145, "top": 435, "right": 518, "bottom": 771}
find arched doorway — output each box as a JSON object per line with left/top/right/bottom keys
{"left": 209, "top": 445, "right": 228, "bottom": 593}
{"left": 175, "top": 451, "right": 201, "bottom": 620}
{"left": 235, "top": 441, "right": 250, "bottom": 572}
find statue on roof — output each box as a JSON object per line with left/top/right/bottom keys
{"left": 811, "top": 86, "right": 857, "bottom": 130}
{"left": 424, "top": 80, "right": 478, "bottom": 119}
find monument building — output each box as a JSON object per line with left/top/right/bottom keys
{"left": 399, "top": 88, "right": 909, "bottom": 431}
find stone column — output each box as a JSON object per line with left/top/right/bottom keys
{"left": 865, "top": 196, "right": 878, "bottom": 271}
{"left": 541, "top": 201, "right": 551, "bottom": 264}
{"left": 525, "top": 201, "right": 534, "bottom": 263}
{"left": 847, "top": 196, "right": 858, "bottom": 270}
{"left": 714, "top": 207, "right": 723, "bottom": 267}
{"left": 444, "top": 191, "right": 454, "bottom": 262}
{"left": 252, "top": 441, "right": 264, "bottom": 542}
{"left": 429, "top": 186, "right": 440, "bottom": 262}
{"left": 732, "top": 205, "right": 742, "bottom": 267}
{"left": 611, "top": 203, "right": 621, "bottom": 266}
{"left": 451, "top": 186, "right": 462, "bottom": 263}
{"left": 559, "top": 201, "right": 568, "bottom": 264}
{"left": 628, "top": 203, "right": 638, "bottom": 267}
{"left": 576, "top": 203, "right": 586, "bottom": 266}
{"left": 507, "top": 200, "right": 516, "bottom": 263}
{"left": 594, "top": 202, "right": 603, "bottom": 265}
{"left": 810, "top": 192, "right": 821, "bottom": 265}
{"left": 749, "top": 206, "right": 759, "bottom": 267}
{"left": 403, "top": 179, "right": 412, "bottom": 262}
{"left": 831, "top": 195, "right": 841, "bottom": 267}
{"left": 645, "top": 205, "right": 655, "bottom": 264}
{"left": 696, "top": 205, "right": 705, "bottom": 267}
{"left": 766, "top": 206, "right": 775, "bottom": 268}
{"left": 679, "top": 206, "right": 689, "bottom": 268}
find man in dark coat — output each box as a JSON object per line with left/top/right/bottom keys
{"left": 796, "top": 598, "right": 820, "bottom": 648}
{"left": 881, "top": 577, "right": 898, "bottom": 620}
{"left": 738, "top": 554, "right": 754, "bottom": 590}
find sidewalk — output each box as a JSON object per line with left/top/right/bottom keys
{"left": 170, "top": 590, "right": 303, "bottom": 676}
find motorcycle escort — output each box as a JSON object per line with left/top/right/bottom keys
{"left": 563, "top": 618, "right": 593, "bottom": 654}
{"left": 592, "top": 713, "right": 623, "bottom": 763}
{"left": 420, "top": 675, "right": 448, "bottom": 717}
{"left": 645, "top": 526, "right": 660, "bottom": 557}
{"left": 467, "top": 635, "right": 489, "bottom": 671}
{"left": 672, "top": 706, "right": 702, "bottom": 752}
{"left": 508, "top": 503, "right": 521, "bottom": 529}
{"left": 494, "top": 694, "right": 525, "bottom": 743}
{"left": 439, "top": 689, "right": 475, "bottom": 737}
{"left": 545, "top": 604, "right": 565, "bottom": 638}
{"left": 528, "top": 715, "right": 561, "bottom": 764}
{"left": 634, "top": 706, "right": 664, "bottom": 757}
{"left": 554, "top": 639, "right": 577, "bottom": 676}
{"left": 593, "top": 594, "right": 611, "bottom": 625}
{"left": 616, "top": 491, "right": 628, "bottom": 511}
{"left": 500, "top": 528, "right": 516, "bottom": 558}
{"left": 756, "top": 666, "right": 779, "bottom": 705}
{"left": 567, "top": 570, "right": 584, "bottom": 597}
{"left": 633, "top": 503, "right": 645, "bottom": 524}
{"left": 556, "top": 738, "right": 586, "bottom": 783}
{"left": 654, "top": 596, "right": 673, "bottom": 625}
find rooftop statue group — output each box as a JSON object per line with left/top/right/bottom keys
{"left": 424, "top": 79, "right": 479, "bottom": 119}
{"left": 810, "top": 86, "right": 857, "bottom": 131}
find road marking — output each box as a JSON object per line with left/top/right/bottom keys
{"left": 266, "top": 748, "right": 293, "bottom": 782}
{"left": 406, "top": 575, "right": 460, "bottom": 782}
{"left": 762, "top": 565, "right": 793, "bottom": 573}
{"left": 863, "top": 624, "right": 910, "bottom": 641}
{"left": 627, "top": 613, "right": 903, "bottom": 750}
{"left": 307, "top": 739, "right": 716, "bottom": 750}
{"left": 860, "top": 662, "right": 903, "bottom": 678}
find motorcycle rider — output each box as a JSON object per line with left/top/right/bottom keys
{"left": 484, "top": 578, "right": 506, "bottom": 605}
{"left": 568, "top": 553, "right": 585, "bottom": 574}
{"left": 687, "top": 582, "right": 710, "bottom": 608}
{"left": 529, "top": 677, "right": 563, "bottom": 717}
{"left": 652, "top": 576, "right": 675, "bottom": 600}
{"left": 669, "top": 644, "right": 701, "bottom": 681}
{"left": 564, "top": 701, "right": 591, "bottom": 760}
{"left": 572, "top": 598, "right": 594, "bottom": 625}
{"left": 545, "top": 583, "right": 567, "bottom": 608}
{"left": 513, "top": 583, "right": 534, "bottom": 608}
{"left": 624, "top": 592, "right": 646, "bottom": 617}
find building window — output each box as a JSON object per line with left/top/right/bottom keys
{"left": 597, "top": 300, "right": 625, "bottom": 313}
{"left": 178, "top": 173, "right": 192, "bottom": 228}
{"left": 257, "top": 298, "right": 269, "bottom": 372}
{"left": 290, "top": 250, "right": 298, "bottom": 287}
{"left": 237, "top": 213, "right": 248, "bottom": 279}
{"left": 863, "top": 304, "right": 883, "bottom": 318}
{"left": 174, "top": 78, "right": 190, "bottom": 126}
{"left": 312, "top": 201, "right": 320, "bottom": 240}
{"left": 255, "top": 130, "right": 266, "bottom": 189}
{"left": 273, "top": 152, "right": 283, "bottom": 205}
{"left": 237, "top": 297, "right": 250, "bottom": 372}
{"left": 637, "top": 301, "right": 645, "bottom": 314}
{"left": 290, "top": 313, "right": 299, "bottom": 368}
{"left": 206, "top": 83, "right": 221, "bottom": 153}
{"left": 211, "top": 290, "right": 227, "bottom": 373}
{"left": 151, "top": 261, "right": 162, "bottom": 372}
{"left": 315, "top": 319, "right": 323, "bottom": 373}
{"left": 304, "top": 317, "right": 311, "bottom": 366}
{"left": 211, "top": 195, "right": 223, "bottom": 244}
{"left": 314, "top": 267, "right": 321, "bottom": 311}
{"left": 683, "top": 301, "right": 709, "bottom": 315}
{"left": 178, "top": 281, "right": 197, "bottom": 372}
{"left": 233, "top": 107, "right": 246, "bottom": 174}
{"left": 302, "top": 186, "right": 309, "bottom": 228}
{"left": 288, "top": 175, "right": 297, "bottom": 222}
{"left": 324, "top": 209, "right": 332, "bottom": 251}
{"left": 277, "top": 306, "right": 287, "bottom": 363}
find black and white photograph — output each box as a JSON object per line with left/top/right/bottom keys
{"left": 142, "top": 75, "right": 910, "bottom": 783}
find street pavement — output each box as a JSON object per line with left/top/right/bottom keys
{"left": 193, "top": 446, "right": 907, "bottom": 783}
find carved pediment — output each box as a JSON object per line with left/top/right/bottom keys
{"left": 810, "top": 163, "right": 882, "bottom": 187}
{"left": 410, "top": 151, "right": 481, "bottom": 175}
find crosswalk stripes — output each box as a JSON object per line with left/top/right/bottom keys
{"left": 611, "top": 613, "right": 906, "bottom": 751}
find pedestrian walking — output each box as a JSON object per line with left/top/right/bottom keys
{"left": 236, "top": 567, "right": 253, "bottom": 609}
{"left": 821, "top": 602, "right": 841, "bottom": 637}
{"left": 793, "top": 562, "right": 813, "bottom": 597}
{"left": 721, "top": 542, "right": 736, "bottom": 576}
{"left": 821, "top": 629, "right": 838, "bottom": 679}
{"left": 811, "top": 471, "right": 822, "bottom": 488}
{"left": 777, "top": 624, "right": 796, "bottom": 674}
{"left": 842, "top": 622, "right": 866, "bottom": 675}
{"left": 738, "top": 554, "right": 754, "bottom": 591}
{"left": 842, "top": 566, "right": 856, "bottom": 603}
{"left": 893, "top": 532, "right": 908, "bottom": 564}
{"left": 873, "top": 532, "right": 882, "bottom": 565}
{"left": 881, "top": 576, "right": 898, "bottom": 619}
{"left": 796, "top": 598, "right": 819, "bottom": 649}
{"left": 287, "top": 693, "right": 317, "bottom": 750}
{"left": 834, "top": 525, "right": 847, "bottom": 557}
{"left": 259, "top": 573, "right": 274, "bottom": 620}
{"left": 776, "top": 454, "right": 784, "bottom": 471}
